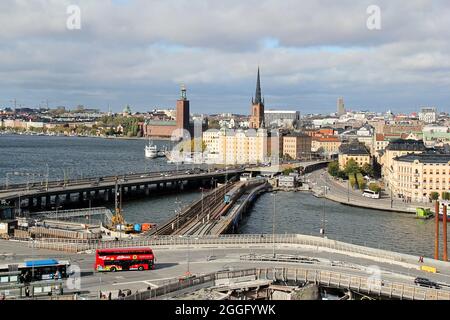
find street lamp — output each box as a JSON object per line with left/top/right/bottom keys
{"left": 271, "top": 192, "right": 277, "bottom": 258}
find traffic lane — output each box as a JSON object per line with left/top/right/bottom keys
{"left": 0, "top": 171, "right": 242, "bottom": 200}
{"left": 312, "top": 170, "right": 403, "bottom": 209}
{"left": 3, "top": 241, "right": 448, "bottom": 292}
{"left": 71, "top": 247, "right": 450, "bottom": 292}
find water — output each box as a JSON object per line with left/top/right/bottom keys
{"left": 0, "top": 134, "right": 193, "bottom": 184}
{"left": 0, "top": 134, "right": 447, "bottom": 258}
{"left": 240, "top": 192, "right": 444, "bottom": 258}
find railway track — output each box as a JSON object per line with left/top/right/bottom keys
{"left": 149, "top": 180, "right": 237, "bottom": 236}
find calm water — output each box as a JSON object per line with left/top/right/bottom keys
{"left": 0, "top": 134, "right": 192, "bottom": 184}
{"left": 240, "top": 192, "right": 444, "bottom": 257}
{"left": 0, "top": 134, "right": 447, "bottom": 258}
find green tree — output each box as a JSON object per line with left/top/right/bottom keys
{"left": 349, "top": 173, "right": 357, "bottom": 189}
{"left": 441, "top": 192, "right": 450, "bottom": 201}
{"left": 368, "top": 183, "right": 381, "bottom": 194}
{"left": 361, "top": 163, "right": 374, "bottom": 177}
{"left": 282, "top": 168, "right": 295, "bottom": 176}
{"left": 344, "top": 159, "right": 360, "bottom": 176}
{"left": 430, "top": 192, "right": 440, "bottom": 201}
{"left": 327, "top": 161, "right": 340, "bottom": 177}
{"left": 356, "top": 172, "right": 366, "bottom": 190}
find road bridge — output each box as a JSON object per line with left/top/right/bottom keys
{"left": 0, "top": 169, "right": 243, "bottom": 216}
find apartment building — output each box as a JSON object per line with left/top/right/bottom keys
{"left": 381, "top": 139, "right": 427, "bottom": 189}
{"left": 202, "top": 128, "right": 268, "bottom": 165}
{"left": 311, "top": 136, "right": 342, "bottom": 157}
{"left": 390, "top": 152, "right": 450, "bottom": 202}
{"left": 338, "top": 142, "right": 372, "bottom": 169}
{"left": 282, "top": 133, "right": 312, "bottom": 160}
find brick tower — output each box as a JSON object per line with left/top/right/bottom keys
{"left": 176, "top": 84, "right": 190, "bottom": 131}
{"left": 249, "top": 67, "right": 265, "bottom": 129}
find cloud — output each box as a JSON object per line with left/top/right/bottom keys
{"left": 0, "top": 0, "right": 449, "bottom": 113}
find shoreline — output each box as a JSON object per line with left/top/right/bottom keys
{"left": 0, "top": 132, "right": 174, "bottom": 141}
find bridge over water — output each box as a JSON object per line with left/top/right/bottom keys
{"left": 0, "top": 160, "right": 328, "bottom": 218}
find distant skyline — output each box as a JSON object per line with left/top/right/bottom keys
{"left": 1, "top": 1, "right": 450, "bottom": 115}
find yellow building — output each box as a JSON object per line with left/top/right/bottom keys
{"left": 282, "top": 133, "right": 312, "bottom": 160}
{"left": 203, "top": 128, "right": 269, "bottom": 165}
{"left": 311, "top": 136, "right": 341, "bottom": 156}
{"left": 338, "top": 142, "right": 371, "bottom": 170}
{"left": 390, "top": 153, "right": 450, "bottom": 202}
{"left": 381, "top": 139, "right": 426, "bottom": 189}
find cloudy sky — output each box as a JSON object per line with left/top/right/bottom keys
{"left": 1, "top": 0, "right": 449, "bottom": 114}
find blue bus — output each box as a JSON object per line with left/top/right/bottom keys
{"left": 0, "top": 259, "right": 70, "bottom": 283}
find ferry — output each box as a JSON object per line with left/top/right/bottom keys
{"left": 145, "top": 140, "right": 158, "bottom": 159}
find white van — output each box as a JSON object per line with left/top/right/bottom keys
{"left": 362, "top": 189, "right": 380, "bottom": 199}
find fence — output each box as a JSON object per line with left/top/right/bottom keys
{"left": 28, "top": 233, "right": 414, "bottom": 263}
{"left": 120, "top": 269, "right": 257, "bottom": 300}
{"left": 118, "top": 267, "right": 450, "bottom": 300}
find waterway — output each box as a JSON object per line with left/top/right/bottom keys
{"left": 0, "top": 134, "right": 447, "bottom": 258}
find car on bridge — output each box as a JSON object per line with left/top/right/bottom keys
{"left": 414, "top": 277, "right": 440, "bottom": 289}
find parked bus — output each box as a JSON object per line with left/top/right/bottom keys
{"left": 0, "top": 259, "right": 70, "bottom": 283}
{"left": 362, "top": 189, "right": 380, "bottom": 199}
{"left": 95, "top": 247, "right": 155, "bottom": 272}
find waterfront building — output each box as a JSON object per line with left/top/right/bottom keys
{"left": 338, "top": 142, "right": 371, "bottom": 169}
{"left": 381, "top": 139, "right": 427, "bottom": 188}
{"left": 282, "top": 133, "right": 312, "bottom": 160}
{"left": 264, "top": 110, "right": 301, "bottom": 129}
{"left": 278, "top": 174, "right": 300, "bottom": 188}
{"left": 142, "top": 85, "right": 193, "bottom": 139}
{"left": 390, "top": 152, "right": 450, "bottom": 202}
{"left": 419, "top": 107, "right": 437, "bottom": 124}
{"left": 202, "top": 128, "right": 269, "bottom": 165}
{"left": 249, "top": 68, "right": 265, "bottom": 129}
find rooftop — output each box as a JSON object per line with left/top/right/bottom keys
{"left": 339, "top": 142, "right": 369, "bottom": 155}
{"left": 385, "top": 139, "right": 426, "bottom": 151}
{"left": 395, "top": 151, "right": 450, "bottom": 164}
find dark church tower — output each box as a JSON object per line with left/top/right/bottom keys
{"left": 250, "top": 67, "right": 265, "bottom": 129}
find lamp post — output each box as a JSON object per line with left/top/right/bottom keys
{"left": 272, "top": 192, "right": 277, "bottom": 258}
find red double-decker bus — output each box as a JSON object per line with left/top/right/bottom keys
{"left": 95, "top": 247, "right": 155, "bottom": 272}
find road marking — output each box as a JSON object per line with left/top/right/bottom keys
{"left": 143, "top": 281, "right": 159, "bottom": 288}
{"left": 112, "top": 276, "right": 176, "bottom": 286}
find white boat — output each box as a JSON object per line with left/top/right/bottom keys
{"left": 145, "top": 140, "right": 158, "bottom": 158}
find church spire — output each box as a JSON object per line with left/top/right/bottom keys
{"left": 254, "top": 67, "right": 263, "bottom": 105}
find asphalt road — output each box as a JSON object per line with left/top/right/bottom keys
{"left": 307, "top": 169, "right": 432, "bottom": 213}
{"left": 2, "top": 240, "right": 450, "bottom": 297}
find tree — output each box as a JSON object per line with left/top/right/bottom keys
{"left": 344, "top": 159, "right": 360, "bottom": 176}
{"left": 368, "top": 183, "right": 382, "bottom": 194}
{"left": 282, "top": 168, "right": 295, "bottom": 176}
{"left": 349, "top": 173, "right": 357, "bottom": 189}
{"left": 361, "top": 163, "right": 374, "bottom": 177}
{"left": 442, "top": 192, "right": 450, "bottom": 201}
{"left": 430, "top": 192, "right": 440, "bottom": 201}
{"left": 356, "top": 172, "right": 366, "bottom": 190}
{"left": 327, "top": 161, "right": 340, "bottom": 177}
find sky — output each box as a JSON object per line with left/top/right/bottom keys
{"left": 0, "top": 0, "right": 450, "bottom": 115}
